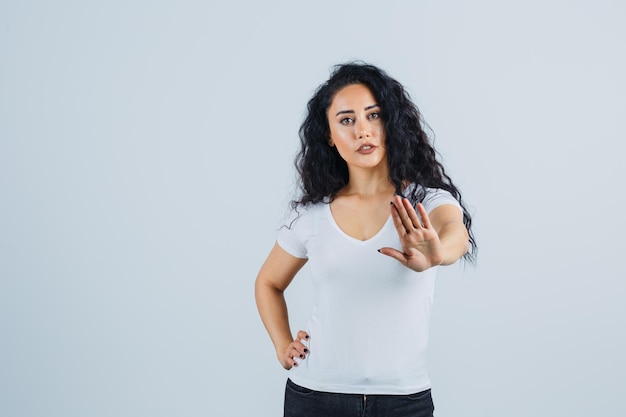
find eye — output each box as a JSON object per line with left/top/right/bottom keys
{"left": 340, "top": 117, "right": 354, "bottom": 125}
{"left": 368, "top": 112, "right": 381, "bottom": 120}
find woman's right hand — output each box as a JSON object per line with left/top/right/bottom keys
{"left": 278, "top": 330, "right": 310, "bottom": 370}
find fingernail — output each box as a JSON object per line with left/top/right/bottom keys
{"left": 377, "top": 249, "right": 382, "bottom": 253}
{"left": 300, "top": 354, "right": 304, "bottom": 359}
{"left": 304, "top": 349, "right": 309, "bottom": 353}
{"left": 305, "top": 335, "right": 310, "bottom": 339}
{"left": 293, "top": 362, "right": 298, "bottom": 367}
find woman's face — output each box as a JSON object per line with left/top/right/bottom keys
{"left": 326, "top": 83, "right": 387, "bottom": 172}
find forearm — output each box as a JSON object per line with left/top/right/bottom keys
{"left": 255, "top": 281, "right": 293, "bottom": 358}
{"left": 438, "top": 221, "right": 469, "bottom": 265}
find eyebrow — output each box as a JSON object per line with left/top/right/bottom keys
{"left": 335, "top": 104, "right": 380, "bottom": 117}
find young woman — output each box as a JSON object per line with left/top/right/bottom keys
{"left": 255, "top": 62, "right": 476, "bottom": 417}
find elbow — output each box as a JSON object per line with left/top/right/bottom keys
{"left": 255, "top": 274, "right": 284, "bottom": 300}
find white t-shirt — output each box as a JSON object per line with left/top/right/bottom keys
{"left": 277, "top": 187, "right": 461, "bottom": 395}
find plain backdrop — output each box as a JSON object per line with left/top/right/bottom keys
{"left": 1, "top": 1, "right": 625, "bottom": 416}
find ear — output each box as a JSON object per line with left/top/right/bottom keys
{"left": 328, "top": 137, "right": 335, "bottom": 147}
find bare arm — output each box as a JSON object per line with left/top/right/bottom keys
{"left": 428, "top": 203, "right": 469, "bottom": 265}
{"left": 254, "top": 242, "right": 309, "bottom": 369}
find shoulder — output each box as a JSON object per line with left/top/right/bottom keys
{"left": 406, "top": 184, "right": 461, "bottom": 214}
{"left": 282, "top": 201, "right": 326, "bottom": 226}
{"left": 277, "top": 201, "right": 326, "bottom": 259}
{"left": 278, "top": 201, "right": 327, "bottom": 239}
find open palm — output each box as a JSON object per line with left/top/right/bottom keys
{"left": 379, "top": 196, "right": 444, "bottom": 272}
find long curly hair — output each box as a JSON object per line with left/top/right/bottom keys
{"left": 293, "top": 62, "right": 476, "bottom": 261}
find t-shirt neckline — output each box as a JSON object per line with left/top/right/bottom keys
{"left": 325, "top": 203, "right": 392, "bottom": 244}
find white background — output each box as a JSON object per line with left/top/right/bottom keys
{"left": 1, "top": 1, "right": 625, "bottom": 416}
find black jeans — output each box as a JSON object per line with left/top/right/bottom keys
{"left": 284, "top": 379, "right": 435, "bottom": 417}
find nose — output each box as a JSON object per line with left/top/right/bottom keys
{"left": 356, "top": 120, "right": 371, "bottom": 139}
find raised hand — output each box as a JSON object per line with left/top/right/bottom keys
{"left": 378, "top": 196, "right": 444, "bottom": 272}
{"left": 279, "top": 330, "right": 310, "bottom": 370}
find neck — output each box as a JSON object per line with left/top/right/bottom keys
{"left": 341, "top": 165, "right": 395, "bottom": 197}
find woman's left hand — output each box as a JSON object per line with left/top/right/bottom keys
{"left": 379, "top": 196, "right": 444, "bottom": 272}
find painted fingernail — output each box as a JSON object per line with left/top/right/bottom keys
{"left": 304, "top": 349, "right": 309, "bottom": 353}
{"left": 377, "top": 249, "right": 382, "bottom": 253}
{"left": 293, "top": 362, "right": 298, "bottom": 367}
{"left": 305, "top": 335, "right": 310, "bottom": 339}
{"left": 300, "top": 354, "right": 304, "bottom": 359}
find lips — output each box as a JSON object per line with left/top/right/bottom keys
{"left": 357, "top": 143, "right": 376, "bottom": 153}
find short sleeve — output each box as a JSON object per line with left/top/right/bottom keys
{"left": 276, "top": 207, "right": 311, "bottom": 259}
{"left": 421, "top": 188, "right": 462, "bottom": 215}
